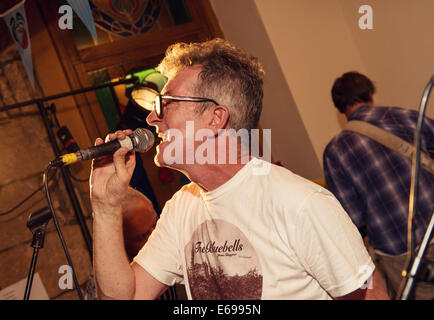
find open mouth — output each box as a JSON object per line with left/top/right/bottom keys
{"left": 157, "top": 132, "right": 165, "bottom": 140}
{"left": 158, "top": 131, "right": 171, "bottom": 142}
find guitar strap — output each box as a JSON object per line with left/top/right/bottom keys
{"left": 344, "top": 120, "right": 434, "bottom": 175}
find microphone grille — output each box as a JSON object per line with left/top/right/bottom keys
{"left": 132, "top": 128, "right": 155, "bottom": 152}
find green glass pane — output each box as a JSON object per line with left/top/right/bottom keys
{"left": 88, "top": 70, "right": 119, "bottom": 132}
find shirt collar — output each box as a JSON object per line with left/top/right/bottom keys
{"left": 348, "top": 104, "right": 372, "bottom": 121}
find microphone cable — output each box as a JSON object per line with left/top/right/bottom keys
{"left": 0, "top": 169, "right": 60, "bottom": 218}
{"left": 0, "top": 187, "right": 43, "bottom": 217}
{"left": 43, "top": 162, "right": 84, "bottom": 300}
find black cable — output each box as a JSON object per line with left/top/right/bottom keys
{"left": 0, "top": 169, "right": 60, "bottom": 217}
{"left": 49, "top": 104, "right": 61, "bottom": 128}
{"left": 0, "top": 104, "right": 63, "bottom": 218}
{"left": 0, "top": 186, "right": 43, "bottom": 217}
{"left": 43, "top": 163, "right": 83, "bottom": 300}
{"left": 67, "top": 169, "right": 89, "bottom": 183}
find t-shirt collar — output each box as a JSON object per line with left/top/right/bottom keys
{"left": 200, "top": 158, "right": 258, "bottom": 201}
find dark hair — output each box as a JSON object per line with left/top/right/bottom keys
{"left": 157, "top": 38, "right": 265, "bottom": 130}
{"left": 331, "top": 72, "right": 375, "bottom": 113}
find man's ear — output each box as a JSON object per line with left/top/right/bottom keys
{"left": 209, "top": 105, "right": 230, "bottom": 133}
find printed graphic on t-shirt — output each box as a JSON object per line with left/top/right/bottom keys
{"left": 184, "top": 219, "right": 263, "bottom": 299}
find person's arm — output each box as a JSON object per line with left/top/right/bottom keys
{"left": 90, "top": 130, "right": 165, "bottom": 300}
{"left": 323, "top": 147, "right": 366, "bottom": 230}
{"left": 131, "top": 263, "right": 169, "bottom": 299}
{"left": 93, "top": 204, "right": 135, "bottom": 299}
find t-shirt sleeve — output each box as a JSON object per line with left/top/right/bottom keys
{"left": 133, "top": 199, "right": 183, "bottom": 286}
{"left": 293, "top": 189, "right": 375, "bottom": 298}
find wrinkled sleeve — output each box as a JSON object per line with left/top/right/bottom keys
{"left": 293, "top": 190, "right": 375, "bottom": 298}
{"left": 133, "top": 199, "right": 183, "bottom": 286}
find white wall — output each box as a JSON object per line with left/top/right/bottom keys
{"left": 338, "top": 0, "right": 434, "bottom": 114}
{"left": 211, "top": 0, "right": 323, "bottom": 179}
{"left": 253, "top": 0, "right": 366, "bottom": 165}
{"left": 211, "top": 0, "right": 434, "bottom": 178}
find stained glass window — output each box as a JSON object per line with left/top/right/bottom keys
{"left": 61, "top": 0, "right": 192, "bottom": 50}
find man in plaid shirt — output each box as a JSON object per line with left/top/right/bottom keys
{"left": 323, "top": 71, "right": 434, "bottom": 299}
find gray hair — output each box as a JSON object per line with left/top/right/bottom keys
{"left": 157, "top": 38, "right": 265, "bottom": 131}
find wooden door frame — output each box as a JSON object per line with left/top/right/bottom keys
{"left": 36, "top": 0, "right": 223, "bottom": 142}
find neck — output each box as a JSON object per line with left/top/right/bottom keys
{"left": 345, "top": 102, "right": 373, "bottom": 119}
{"left": 186, "top": 162, "right": 246, "bottom": 192}
{"left": 180, "top": 141, "right": 251, "bottom": 192}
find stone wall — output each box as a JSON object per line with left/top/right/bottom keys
{"left": 0, "top": 45, "right": 93, "bottom": 300}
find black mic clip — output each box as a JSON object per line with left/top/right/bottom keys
{"left": 27, "top": 207, "right": 52, "bottom": 249}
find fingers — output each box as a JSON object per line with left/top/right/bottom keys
{"left": 112, "top": 147, "right": 134, "bottom": 185}
{"left": 92, "top": 129, "right": 134, "bottom": 168}
{"left": 95, "top": 137, "right": 104, "bottom": 146}
{"left": 106, "top": 129, "right": 136, "bottom": 182}
{"left": 90, "top": 129, "right": 135, "bottom": 209}
{"left": 105, "top": 129, "right": 133, "bottom": 143}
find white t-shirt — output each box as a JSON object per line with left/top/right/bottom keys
{"left": 134, "top": 158, "right": 374, "bottom": 299}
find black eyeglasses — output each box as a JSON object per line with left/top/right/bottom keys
{"left": 131, "top": 85, "right": 219, "bottom": 118}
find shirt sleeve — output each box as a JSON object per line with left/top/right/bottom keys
{"left": 133, "top": 199, "right": 183, "bottom": 286}
{"left": 323, "top": 144, "right": 366, "bottom": 229}
{"left": 423, "top": 116, "right": 434, "bottom": 152}
{"left": 293, "top": 189, "right": 375, "bottom": 298}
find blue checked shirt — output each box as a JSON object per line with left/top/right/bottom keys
{"left": 323, "top": 105, "right": 434, "bottom": 255}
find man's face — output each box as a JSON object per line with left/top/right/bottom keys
{"left": 146, "top": 66, "right": 210, "bottom": 170}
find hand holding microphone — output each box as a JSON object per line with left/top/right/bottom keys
{"left": 48, "top": 127, "right": 154, "bottom": 213}
{"left": 51, "top": 128, "right": 154, "bottom": 167}
{"left": 87, "top": 128, "right": 154, "bottom": 215}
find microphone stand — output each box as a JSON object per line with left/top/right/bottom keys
{"left": 0, "top": 77, "right": 138, "bottom": 262}
{"left": 37, "top": 101, "right": 94, "bottom": 261}
{"left": 24, "top": 207, "right": 52, "bottom": 300}
{"left": 396, "top": 75, "right": 434, "bottom": 300}
{"left": 0, "top": 78, "right": 138, "bottom": 112}
{"left": 0, "top": 77, "right": 138, "bottom": 299}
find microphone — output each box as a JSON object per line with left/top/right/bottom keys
{"left": 50, "top": 128, "right": 155, "bottom": 167}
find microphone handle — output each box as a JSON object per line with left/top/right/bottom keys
{"left": 80, "top": 134, "right": 136, "bottom": 160}
{"left": 51, "top": 135, "right": 136, "bottom": 167}
{"left": 80, "top": 139, "right": 124, "bottom": 161}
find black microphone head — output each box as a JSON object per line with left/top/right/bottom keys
{"left": 132, "top": 128, "right": 155, "bottom": 152}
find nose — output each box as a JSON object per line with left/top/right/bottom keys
{"left": 146, "top": 109, "right": 160, "bottom": 127}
